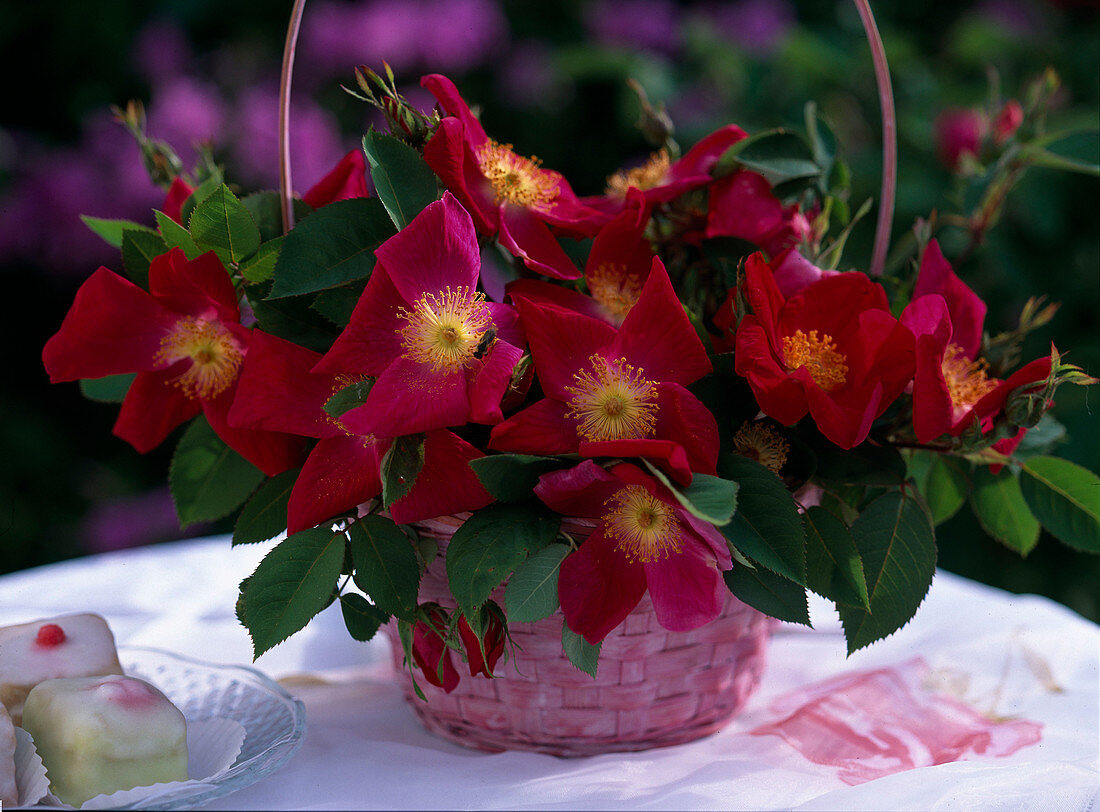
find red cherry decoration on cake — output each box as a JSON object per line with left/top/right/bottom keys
{"left": 34, "top": 623, "right": 67, "bottom": 647}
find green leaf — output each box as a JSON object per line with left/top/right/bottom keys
{"left": 120, "top": 228, "right": 168, "bottom": 289}
{"left": 837, "top": 491, "right": 936, "bottom": 654}
{"left": 312, "top": 282, "right": 366, "bottom": 326}
{"left": 718, "top": 129, "right": 822, "bottom": 186}
{"left": 1027, "top": 147, "right": 1100, "bottom": 177}
{"left": 723, "top": 564, "right": 810, "bottom": 625}
{"left": 180, "top": 172, "right": 224, "bottom": 227}
{"left": 154, "top": 210, "right": 203, "bottom": 259}
{"left": 169, "top": 416, "right": 265, "bottom": 528}
{"left": 504, "top": 543, "right": 570, "bottom": 622}
{"left": 323, "top": 378, "right": 374, "bottom": 419}
{"left": 188, "top": 184, "right": 262, "bottom": 265}
{"left": 446, "top": 504, "right": 560, "bottom": 612}
{"left": 241, "top": 191, "right": 312, "bottom": 242}
{"left": 233, "top": 468, "right": 300, "bottom": 546}
{"left": 362, "top": 130, "right": 440, "bottom": 230}
{"left": 248, "top": 288, "right": 340, "bottom": 353}
{"left": 80, "top": 216, "right": 157, "bottom": 248}
{"left": 468, "top": 454, "right": 565, "bottom": 503}
{"left": 561, "top": 623, "right": 601, "bottom": 678}
{"left": 970, "top": 468, "right": 1040, "bottom": 555}
{"left": 642, "top": 461, "right": 739, "bottom": 526}
{"left": 803, "top": 506, "right": 869, "bottom": 609}
{"left": 79, "top": 373, "right": 134, "bottom": 403}
{"left": 1020, "top": 457, "right": 1100, "bottom": 552}
{"left": 239, "top": 237, "right": 283, "bottom": 285}
{"left": 381, "top": 434, "right": 425, "bottom": 508}
{"left": 339, "top": 593, "right": 387, "bottom": 641}
{"left": 348, "top": 515, "right": 421, "bottom": 620}
{"left": 239, "top": 525, "right": 345, "bottom": 657}
{"left": 812, "top": 437, "right": 907, "bottom": 487}
{"left": 922, "top": 456, "right": 970, "bottom": 525}
{"left": 269, "top": 197, "right": 395, "bottom": 299}
{"left": 718, "top": 454, "right": 806, "bottom": 584}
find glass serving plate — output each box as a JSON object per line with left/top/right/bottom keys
{"left": 105, "top": 646, "right": 307, "bottom": 811}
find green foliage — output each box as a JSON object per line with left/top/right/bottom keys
{"left": 504, "top": 543, "right": 570, "bottom": 622}
{"left": 120, "top": 228, "right": 168, "bottom": 289}
{"left": 238, "top": 526, "right": 345, "bottom": 658}
{"left": 362, "top": 129, "right": 440, "bottom": 229}
{"left": 970, "top": 467, "right": 1040, "bottom": 555}
{"left": 169, "top": 417, "right": 265, "bottom": 529}
{"left": 154, "top": 210, "right": 202, "bottom": 259}
{"left": 312, "top": 283, "right": 367, "bottom": 326}
{"left": 233, "top": 468, "right": 299, "bottom": 546}
{"left": 241, "top": 192, "right": 312, "bottom": 243}
{"left": 469, "top": 454, "right": 565, "bottom": 503}
{"left": 348, "top": 515, "right": 420, "bottom": 620}
{"left": 380, "top": 434, "right": 425, "bottom": 509}
{"left": 80, "top": 216, "right": 156, "bottom": 249}
{"left": 718, "top": 454, "right": 806, "bottom": 584}
{"left": 910, "top": 452, "right": 970, "bottom": 525}
{"left": 188, "top": 184, "right": 262, "bottom": 265}
{"left": 838, "top": 491, "right": 937, "bottom": 654}
{"left": 642, "top": 461, "right": 739, "bottom": 526}
{"left": 1020, "top": 457, "right": 1100, "bottom": 552}
{"left": 323, "top": 379, "right": 374, "bottom": 420}
{"left": 239, "top": 237, "right": 283, "bottom": 285}
{"left": 269, "top": 197, "right": 395, "bottom": 299}
{"left": 723, "top": 563, "right": 810, "bottom": 625}
{"left": 339, "top": 593, "right": 388, "bottom": 642}
{"left": 803, "top": 506, "right": 869, "bottom": 609}
{"left": 717, "top": 129, "right": 822, "bottom": 189}
{"left": 561, "top": 623, "right": 600, "bottom": 678}
{"left": 445, "top": 503, "right": 560, "bottom": 613}
{"left": 79, "top": 373, "right": 134, "bottom": 403}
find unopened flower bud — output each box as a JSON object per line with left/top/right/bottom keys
{"left": 993, "top": 100, "right": 1024, "bottom": 146}
{"left": 934, "top": 108, "right": 987, "bottom": 172}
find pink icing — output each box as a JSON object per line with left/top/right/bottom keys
{"left": 34, "top": 623, "right": 67, "bottom": 648}
{"left": 90, "top": 677, "right": 160, "bottom": 709}
{"left": 751, "top": 657, "right": 1042, "bottom": 785}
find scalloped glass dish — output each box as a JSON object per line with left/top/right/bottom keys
{"left": 101, "top": 646, "right": 307, "bottom": 810}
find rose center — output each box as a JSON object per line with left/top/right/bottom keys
{"left": 942, "top": 343, "right": 997, "bottom": 413}
{"left": 398, "top": 286, "right": 493, "bottom": 371}
{"left": 605, "top": 149, "right": 671, "bottom": 196}
{"left": 565, "top": 355, "right": 659, "bottom": 442}
{"left": 603, "top": 485, "right": 681, "bottom": 563}
{"left": 156, "top": 317, "right": 244, "bottom": 400}
{"left": 587, "top": 262, "right": 643, "bottom": 322}
{"left": 477, "top": 139, "right": 559, "bottom": 210}
{"left": 782, "top": 329, "right": 848, "bottom": 392}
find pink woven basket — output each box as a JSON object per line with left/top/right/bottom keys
{"left": 383, "top": 514, "right": 776, "bottom": 757}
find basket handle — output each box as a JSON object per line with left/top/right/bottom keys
{"left": 278, "top": 0, "right": 308, "bottom": 235}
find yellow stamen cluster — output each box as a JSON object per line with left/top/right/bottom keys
{"left": 732, "top": 422, "right": 790, "bottom": 475}
{"left": 782, "top": 329, "right": 848, "bottom": 392}
{"left": 942, "top": 343, "right": 997, "bottom": 410}
{"left": 476, "top": 139, "right": 559, "bottom": 210}
{"left": 587, "top": 263, "right": 644, "bottom": 322}
{"left": 156, "top": 317, "right": 243, "bottom": 400}
{"left": 603, "top": 485, "right": 682, "bottom": 563}
{"left": 605, "top": 149, "right": 671, "bottom": 197}
{"left": 398, "top": 286, "right": 493, "bottom": 371}
{"left": 565, "top": 355, "right": 659, "bottom": 442}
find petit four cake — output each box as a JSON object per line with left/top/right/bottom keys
{"left": 0, "top": 613, "right": 123, "bottom": 724}
{"left": 22, "top": 675, "right": 188, "bottom": 806}
{"left": 0, "top": 703, "right": 17, "bottom": 807}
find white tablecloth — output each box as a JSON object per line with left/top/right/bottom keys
{"left": 1, "top": 535, "right": 1097, "bottom": 811}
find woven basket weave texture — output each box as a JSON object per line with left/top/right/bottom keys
{"left": 385, "top": 514, "right": 775, "bottom": 757}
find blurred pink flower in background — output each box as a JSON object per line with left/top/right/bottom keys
{"left": 701, "top": 0, "right": 795, "bottom": 55}
{"left": 584, "top": 0, "right": 682, "bottom": 55}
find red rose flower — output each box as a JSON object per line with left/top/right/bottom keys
{"left": 536, "top": 461, "right": 733, "bottom": 644}
{"left": 420, "top": 73, "right": 605, "bottom": 280}
{"left": 706, "top": 170, "right": 812, "bottom": 257}
{"left": 303, "top": 149, "right": 369, "bottom": 209}
{"left": 734, "top": 252, "right": 915, "bottom": 449}
{"left": 43, "top": 248, "right": 303, "bottom": 475}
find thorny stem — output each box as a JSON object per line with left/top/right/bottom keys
{"left": 853, "top": 0, "right": 896, "bottom": 278}
{"left": 279, "top": 0, "right": 308, "bottom": 235}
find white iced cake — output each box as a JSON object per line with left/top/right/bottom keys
{"left": 22, "top": 675, "right": 188, "bottom": 806}
{"left": 0, "top": 613, "right": 123, "bottom": 724}
{"left": 0, "top": 703, "right": 17, "bottom": 807}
